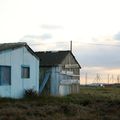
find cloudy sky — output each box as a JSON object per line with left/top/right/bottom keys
{"left": 1, "top": 0, "right": 120, "bottom": 84}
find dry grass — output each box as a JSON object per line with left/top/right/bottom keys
{"left": 0, "top": 87, "right": 120, "bottom": 120}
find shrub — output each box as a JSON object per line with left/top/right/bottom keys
{"left": 24, "top": 89, "right": 39, "bottom": 98}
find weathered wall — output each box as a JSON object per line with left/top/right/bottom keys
{"left": 50, "top": 67, "right": 60, "bottom": 95}
{"left": 40, "top": 67, "right": 51, "bottom": 95}
{"left": 0, "top": 47, "right": 39, "bottom": 98}
{"left": 39, "top": 52, "right": 80, "bottom": 96}
{"left": 61, "top": 52, "right": 80, "bottom": 80}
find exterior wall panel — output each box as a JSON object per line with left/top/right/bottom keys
{"left": 0, "top": 47, "right": 39, "bottom": 98}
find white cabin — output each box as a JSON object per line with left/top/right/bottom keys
{"left": 0, "top": 42, "right": 39, "bottom": 98}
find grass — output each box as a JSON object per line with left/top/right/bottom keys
{"left": 0, "top": 87, "right": 120, "bottom": 120}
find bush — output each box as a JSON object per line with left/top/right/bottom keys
{"left": 24, "top": 89, "right": 39, "bottom": 98}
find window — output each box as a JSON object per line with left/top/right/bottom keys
{"left": 0, "top": 66, "right": 11, "bottom": 85}
{"left": 21, "top": 66, "right": 30, "bottom": 78}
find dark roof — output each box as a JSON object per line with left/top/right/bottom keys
{"left": 0, "top": 42, "right": 39, "bottom": 59}
{"left": 0, "top": 42, "right": 27, "bottom": 51}
{"left": 35, "top": 51, "right": 81, "bottom": 68}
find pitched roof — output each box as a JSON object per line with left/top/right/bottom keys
{"left": 0, "top": 42, "right": 27, "bottom": 51}
{"left": 35, "top": 51, "right": 81, "bottom": 68}
{"left": 0, "top": 42, "right": 39, "bottom": 59}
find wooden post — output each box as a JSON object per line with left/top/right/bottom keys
{"left": 70, "top": 41, "right": 72, "bottom": 52}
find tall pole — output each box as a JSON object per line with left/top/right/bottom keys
{"left": 70, "top": 40, "right": 72, "bottom": 52}
{"left": 85, "top": 72, "right": 88, "bottom": 85}
{"left": 108, "top": 74, "right": 110, "bottom": 84}
{"left": 117, "top": 75, "right": 119, "bottom": 84}
{"left": 111, "top": 74, "right": 114, "bottom": 83}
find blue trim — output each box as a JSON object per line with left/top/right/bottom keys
{"left": 21, "top": 65, "right": 30, "bottom": 67}
{"left": 39, "top": 69, "right": 51, "bottom": 94}
{"left": 0, "top": 65, "right": 11, "bottom": 85}
{"left": 21, "top": 65, "right": 30, "bottom": 79}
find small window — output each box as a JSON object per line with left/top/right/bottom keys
{"left": 0, "top": 66, "right": 11, "bottom": 85}
{"left": 21, "top": 66, "right": 30, "bottom": 78}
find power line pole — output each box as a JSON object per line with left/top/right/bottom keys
{"left": 85, "top": 72, "right": 88, "bottom": 85}
{"left": 117, "top": 75, "right": 120, "bottom": 84}
{"left": 107, "top": 74, "right": 110, "bottom": 84}
{"left": 94, "top": 73, "right": 101, "bottom": 84}
{"left": 111, "top": 74, "right": 114, "bottom": 83}
{"left": 96, "top": 73, "right": 100, "bottom": 83}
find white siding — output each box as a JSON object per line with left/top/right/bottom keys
{"left": 0, "top": 47, "right": 39, "bottom": 98}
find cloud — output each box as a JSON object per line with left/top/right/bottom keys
{"left": 20, "top": 33, "right": 52, "bottom": 42}
{"left": 113, "top": 32, "right": 120, "bottom": 40}
{"left": 38, "top": 34, "right": 52, "bottom": 40}
{"left": 74, "top": 43, "right": 120, "bottom": 70}
{"left": 20, "top": 34, "right": 120, "bottom": 74}
{"left": 40, "top": 24, "right": 63, "bottom": 30}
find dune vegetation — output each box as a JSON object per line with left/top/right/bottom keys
{"left": 0, "top": 86, "right": 120, "bottom": 120}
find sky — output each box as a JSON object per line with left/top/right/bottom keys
{"left": 1, "top": 0, "right": 120, "bottom": 84}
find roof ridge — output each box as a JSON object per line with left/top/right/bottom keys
{"left": 35, "top": 50, "right": 70, "bottom": 53}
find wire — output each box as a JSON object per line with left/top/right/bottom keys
{"left": 27, "top": 41, "right": 120, "bottom": 47}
